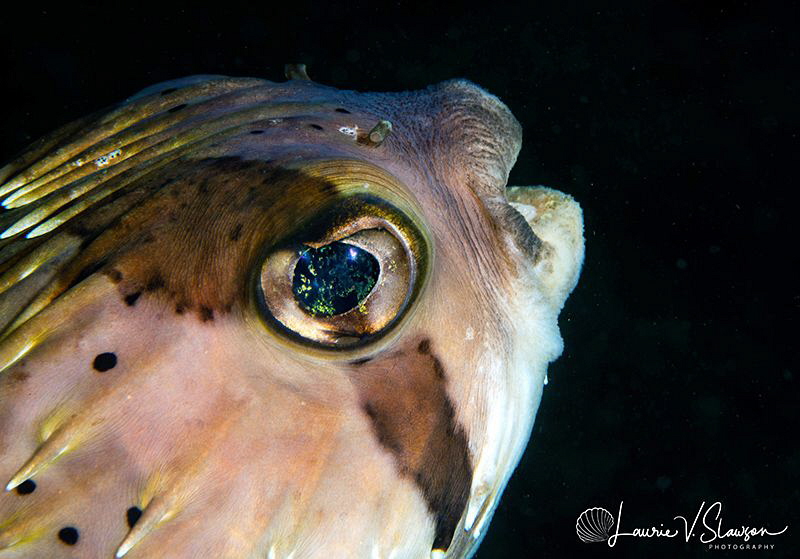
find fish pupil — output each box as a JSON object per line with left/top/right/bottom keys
{"left": 292, "top": 242, "right": 379, "bottom": 317}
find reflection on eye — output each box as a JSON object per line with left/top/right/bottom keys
{"left": 292, "top": 242, "right": 380, "bottom": 317}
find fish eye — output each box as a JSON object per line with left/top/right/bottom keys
{"left": 257, "top": 197, "right": 428, "bottom": 350}
{"left": 292, "top": 242, "right": 380, "bottom": 317}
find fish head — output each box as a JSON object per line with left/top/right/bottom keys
{"left": 0, "top": 72, "right": 583, "bottom": 558}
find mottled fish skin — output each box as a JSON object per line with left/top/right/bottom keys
{"left": 0, "top": 71, "right": 583, "bottom": 558}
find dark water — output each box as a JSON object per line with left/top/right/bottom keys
{"left": 2, "top": 3, "right": 797, "bottom": 558}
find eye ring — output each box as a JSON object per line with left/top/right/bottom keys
{"left": 260, "top": 226, "right": 413, "bottom": 348}
{"left": 250, "top": 158, "right": 433, "bottom": 356}
{"left": 254, "top": 194, "right": 433, "bottom": 359}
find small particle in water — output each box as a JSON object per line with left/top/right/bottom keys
{"left": 676, "top": 258, "right": 688, "bottom": 270}
{"left": 656, "top": 475, "right": 672, "bottom": 491}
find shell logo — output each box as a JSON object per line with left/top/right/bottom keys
{"left": 576, "top": 507, "right": 615, "bottom": 543}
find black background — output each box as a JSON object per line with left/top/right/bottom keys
{"left": 1, "top": 2, "right": 797, "bottom": 558}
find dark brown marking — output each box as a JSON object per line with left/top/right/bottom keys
{"left": 167, "top": 103, "right": 187, "bottom": 113}
{"left": 107, "top": 268, "right": 123, "bottom": 283}
{"left": 55, "top": 157, "right": 341, "bottom": 322}
{"left": 352, "top": 338, "right": 472, "bottom": 551}
{"left": 160, "top": 88, "right": 178, "bottom": 96}
{"left": 431, "top": 356, "right": 446, "bottom": 380}
{"left": 145, "top": 274, "right": 165, "bottom": 292}
{"left": 8, "top": 369, "right": 29, "bottom": 385}
{"left": 416, "top": 393, "right": 471, "bottom": 551}
{"left": 335, "top": 108, "right": 351, "bottom": 114}
{"left": 418, "top": 339, "right": 431, "bottom": 354}
{"left": 309, "top": 124, "right": 323, "bottom": 130}
{"left": 362, "top": 402, "right": 403, "bottom": 456}
{"left": 199, "top": 306, "right": 214, "bottom": 322}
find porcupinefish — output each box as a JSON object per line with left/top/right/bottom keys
{"left": 0, "top": 65, "right": 584, "bottom": 558}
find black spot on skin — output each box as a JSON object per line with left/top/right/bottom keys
{"left": 417, "top": 339, "right": 431, "bottom": 354}
{"left": 160, "top": 88, "right": 178, "bottom": 96}
{"left": 126, "top": 506, "right": 143, "bottom": 528}
{"left": 15, "top": 479, "right": 36, "bottom": 495}
{"left": 93, "top": 352, "right": 117, "bottom": 372}
{"left": 124, "top": 292, "right": 141, "bottom": 306}
{"left": 309, "top": 123, "right": 323, "bottom": 130}
{"left": 335, "top": 108, "right": 351, "bottom": 114}
{"left": 229, "top": 223, "right": 243, "bottom": 241}
{"left": 58, "top": 527, "right": 79, "bottom": 545}
{"left": 250, "top": 129, "right": 264, "bottom": 135}
{"left": 175, "top": 302, "right": 187, "bottom": 315}
{"left": 167, "top": 103, "right": 187, "bottom": 113}
{"left": 199, "top": 306, "right": 214, "bottom": 322}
